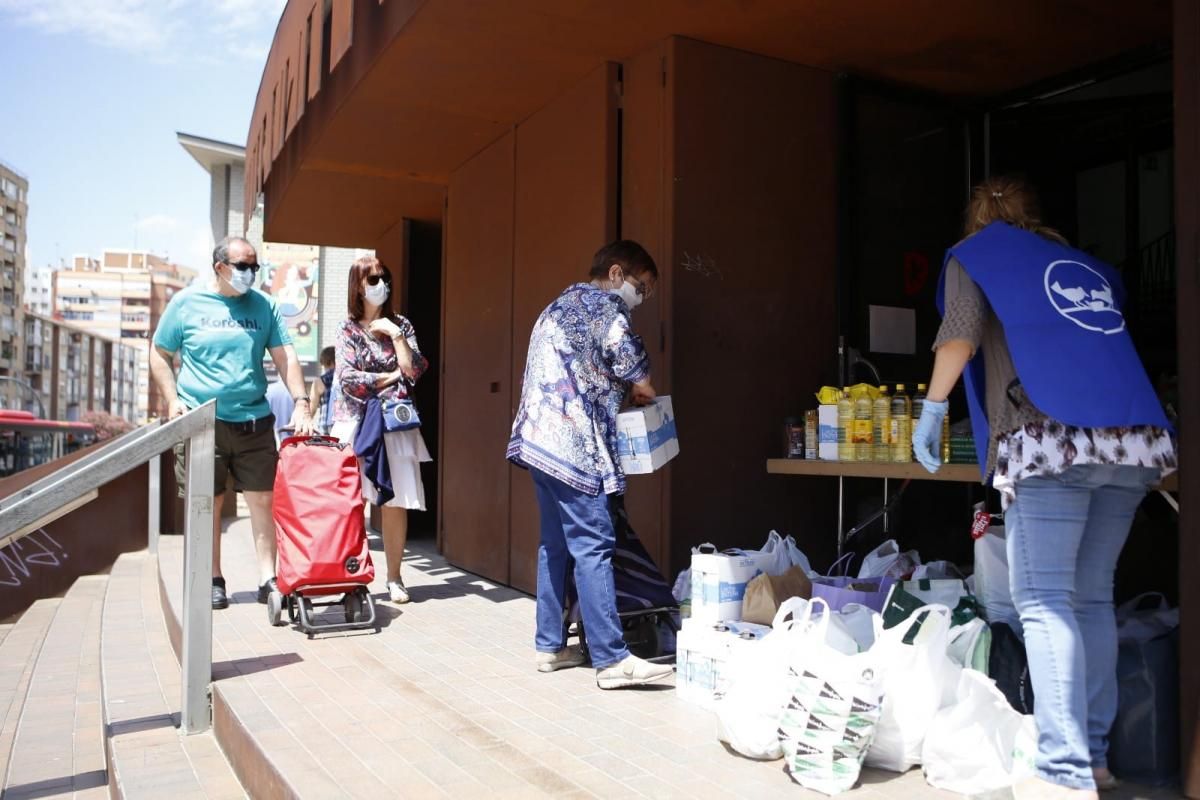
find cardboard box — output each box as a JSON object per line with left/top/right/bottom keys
{"left": 675, "top": 619, "right": 771, "bottom": 708}
{"left": 690, "top": 549, "right": 762, "bottom": 624}
{"left": 616, "top": 396, "right": 679, "bottom": 474}
{"left": 818, "top": 404, "right": 839, "bottom": 460}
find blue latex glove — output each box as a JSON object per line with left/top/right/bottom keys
{"left": 912, "top": 398, "right": 949, "bottom": 473}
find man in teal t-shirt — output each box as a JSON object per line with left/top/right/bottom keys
{"left": 150, "top": 236, "right": 313, "bottom": 610}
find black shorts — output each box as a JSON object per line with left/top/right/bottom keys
{"left": 174, "top": 415, "right": 278, "bottom": 497}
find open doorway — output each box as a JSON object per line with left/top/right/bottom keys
{"left": 403, "top": 220, "right": 442, "bottom": 539}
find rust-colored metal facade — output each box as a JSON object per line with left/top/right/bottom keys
{"left": 250, "top": 1, "right": 1197, "bottom": 787}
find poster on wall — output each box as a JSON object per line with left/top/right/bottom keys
{"left": 258, "top": 242, "right": 320, "bottom": 362}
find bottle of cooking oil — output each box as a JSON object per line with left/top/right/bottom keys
{"left": 913, "top": 384, "right": 928, "bottom": 422}
{"left": 890, "top": 384, "right": 912, "bottom": 463}
{"left": 837, "top": 389, "right": 853, "bottom": 461}
{"left": 872, "top": 386, "right": 891, "bottom": 462}
{"left": 853, "top": 391, "right": 873, "bottom": 461}
{"left": 941, "top": 411, "right": 951, "bottom": 464}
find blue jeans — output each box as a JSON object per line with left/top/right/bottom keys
{"left": 530, "top": 469, "right": 629, "bottom": 669}
{"left": 1007, "top": 464, "right": 1157, "bottom": 790}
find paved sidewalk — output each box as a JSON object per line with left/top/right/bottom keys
{"left": 158, "top": 513, "right": 1180, "bottom": 799}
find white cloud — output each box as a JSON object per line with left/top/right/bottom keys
{"left": 132, "top": 213, "right": 180, "bottom": 233}
{"left": 0, "top": 0, "right": 285, "bottom": 61}
{"left": 0, "top": 0, "right": 186, "bottom": 55}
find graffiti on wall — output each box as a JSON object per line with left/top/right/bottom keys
{"left": 0, "top": 529, "right": 67, "bottom": 588}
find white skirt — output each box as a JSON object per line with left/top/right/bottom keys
{"left": 330, "top": 420, "right": 432, "bottom": 510}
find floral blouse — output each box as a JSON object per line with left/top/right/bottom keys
{"left": 993, "top": 421, "right": 1177, "bottom": 505}
{"left": 507, "top": 283, "right": 650, "bottom": 496}
{"left": 333, "top": 316, "right": 428, "bottom": 425}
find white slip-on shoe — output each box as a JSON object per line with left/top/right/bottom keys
{"left": 595, "top": 654, "right": 674, "bottom": 689}
{"left": 387, "top": 579, "right": 410, "bottom": 604}
{"left": 535, "top": 645, "right": 586, "bottom": 673}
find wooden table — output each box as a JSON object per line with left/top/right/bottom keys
{"left": 766, "top": 458, "right": 1179, "bottom": 556}
{"left": 766, "top": 458, "right": 983, "bottom": 556}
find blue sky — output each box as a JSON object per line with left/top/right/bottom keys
{"left": 0, "top": 0, "right": 286, "bottom": 272}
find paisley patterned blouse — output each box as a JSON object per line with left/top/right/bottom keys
{"left": 333, "top": 316, "right": 428, "bottom": 426}
{"left": 507, "top": 283, "right": 650, "bottom": 496}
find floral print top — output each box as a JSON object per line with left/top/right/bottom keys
{"left": 507, "top": 283, "right": 650, "bottom": 496}
{"left": 993, "top": 421, "right": 1176, "bottom": 504}
{"left": 333, "top": 316, "right": 428, "bottom": 425}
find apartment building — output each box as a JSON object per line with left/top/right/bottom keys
{"left": 22, "top": 260, "right": 52, "bottom": 316}
{"left": 0, "top": 161, "right": 28, "bottom": 412}
{"left": 22, "top": 311, "right": 139, "bottom": 423}
{"left": 52, "top": 250, "right": 194, "bottom": 421}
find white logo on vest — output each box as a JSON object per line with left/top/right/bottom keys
{"left": 1043, "top": 260, "right": 1125, "bottom": 335}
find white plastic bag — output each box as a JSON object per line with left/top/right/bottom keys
{"left": 912, "top": 561, "right": 963, "bottom": 580}
{"left": 754, "top": 530, "right": 793, "bottom": 576}
{"left": 947, "top": 617, "right": 992, "bottom": 672}
{"left": 895, "top": 578, "right": 971, "bottom": 611}
{"left": 858, "top": 539, "right": 921, "bottom": 579}
{"left": 922, "top": 669, "right": 1037, "bottom": 794}
{"left": 837, "top": 603, "right": 878, "bottom": 652}
{"left": 714, "top": 598, "right": 820, "bottom": 760}
{"left": 778, "top": 598, "right": 885, "bottom": 795}
{"left": 974, "top": 524, "right": 1018, "bottom": 628}
{"left": 672, "top": 568, "right": 691, "bottom": 604}
{"left": 1116, "top": 592, "right": 1179, "bottom": 642}
{"left": 866, "top": 604, "right": 959, "bottom": 772}
{"left": 783, "top": 535, "right": 815, "bottom": 576}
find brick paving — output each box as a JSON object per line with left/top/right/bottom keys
{"left": 156, "top": 514, "right": 1183, "bottom": 800}
{"left": 3, "top": 577, "right": 106, "bottom": 800}
{"left": 102, "top": 552, "right": 245, "bottom": 799}
{"left": 0, "top": 598, "right": 60, "bottom": 793}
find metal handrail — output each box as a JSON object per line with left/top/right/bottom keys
{"left": 0, "top": 401, "right": 216, "bottom": 734}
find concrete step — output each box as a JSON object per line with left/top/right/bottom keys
{"left": 2, "top": 576, "right": 107, "bottom": 800}
{"left": 0, "top": 598, "right": 61, "bottom": 788}
{"left": 101, "top": 551, "right": 244, "bottom": 799}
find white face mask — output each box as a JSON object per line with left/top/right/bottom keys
{"left": 613, "top": 280, "right": 642, "bottom": 310}
{"left": 364, "top": 281, "right": 390, "bottom": 307}
{"left": 225, "top": 266, "right": 255, "bottom": 295}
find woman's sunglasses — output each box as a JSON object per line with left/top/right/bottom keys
{"left": 365, "top": 274, "right": 391, "bottom": 286}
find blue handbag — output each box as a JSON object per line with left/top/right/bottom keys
{"left": 381, "top": 397, "right": 421, "bottom": 432}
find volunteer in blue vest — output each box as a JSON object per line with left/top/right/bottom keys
{"left": 507, "top": 240, "right": 673, "bottom": 689}
{"left": 150, "top": 236, "right": 314, "bottom": 611}
{"left": 913, "top": 177, "right": 1176, "bottom": 798}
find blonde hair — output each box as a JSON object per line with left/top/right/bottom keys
{"left": 964, "top": 176, "right": 1067, "bottom": 244}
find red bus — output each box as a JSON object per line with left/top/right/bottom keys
{"left": 0, "top": 410, "right": 97, "bottom": 477}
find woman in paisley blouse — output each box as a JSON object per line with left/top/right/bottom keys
{"left": 914, "top": 177, "right": 1175, "bottom": 800}
{"left": 331, "top": 256, "right": 431, "bottom": 604}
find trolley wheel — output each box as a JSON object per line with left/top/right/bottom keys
{"left": 266, "top": 591, "right": 284, "bottom": 626}
{"left": 343, "top": 592, "right": 363, "bottom": 624}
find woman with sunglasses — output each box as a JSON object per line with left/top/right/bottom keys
{"left": 330, "top": 256, "right": 431, "bottom": 604}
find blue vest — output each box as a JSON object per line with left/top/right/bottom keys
{"left": 939, "top": 222, "right": 1169, "bottom": 477}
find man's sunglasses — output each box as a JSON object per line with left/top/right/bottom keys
{"left": 225, "top": 260, "right": 259, "bottom": 274}
{"left": 365, "top": 274, "right": 391, "bottom": 286}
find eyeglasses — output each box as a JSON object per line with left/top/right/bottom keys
{"left": 629, "top": 276, "right": 654, "bottom": 298}
{"left": 225, "top": 260, "right": 259, "bottom": 274}
{"left": 365, "top": 274, "right": 391, "bottom": 286}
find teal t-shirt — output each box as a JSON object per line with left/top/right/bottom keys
{"left": 153, "top": 286, "right": 291, "bottom": 422}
